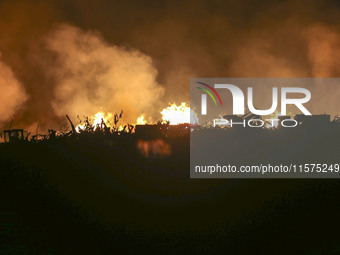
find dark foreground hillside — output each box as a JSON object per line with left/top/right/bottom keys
{"left": 0, "top": 130, "right": 340, "bottom": 254}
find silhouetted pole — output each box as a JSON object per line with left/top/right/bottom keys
{"left": 66, "top": 115, "right": 76, "bottom": 134}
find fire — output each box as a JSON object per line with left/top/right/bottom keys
{"left": 136, "top": 115, "right": 147, "bottom": 125}
{"left": 75, "top": 111, "right": 113, "bottom": 132}
{"left": 74, "top": 103, "right": 198, "bottom": 133}
{"left": 161, "top": 103, "right": 198, "bottom": 125}
{"left": 93, "top": 112, "right": 112, "bottom": 128}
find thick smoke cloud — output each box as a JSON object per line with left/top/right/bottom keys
{"left": 304, "top": 24, "right": 340, "bottom": 115}
{"left": 45, "top": 24, "right": 164, "bottom": 124}
{"left": 305, "top": 24, "right": 340, "bottom": 77}
{"left": 0, "top": 0, "right": 339, "bottom": 131}
{"left": 0, "top": 56, "right": 27, "bottom": 125}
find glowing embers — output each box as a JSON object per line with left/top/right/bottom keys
{"left": 137, "top": 139, "right": 171, "bottom": 158}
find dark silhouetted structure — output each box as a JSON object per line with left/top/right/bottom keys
{"left": 3, "top": 129, "right": 29, "bottom": 143}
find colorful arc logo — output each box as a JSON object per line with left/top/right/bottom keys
{"left": 196, "top": 82, "right": 223, "bottom": 106}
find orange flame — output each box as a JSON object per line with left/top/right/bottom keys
{"left": 75, "top": 111, "right": 113, "bottom": 132}
{"left": 161, "top": 103, "right": 198, "bottom": 125}
{"left": 136, "top": 115, "right": 147, "bottom": 125}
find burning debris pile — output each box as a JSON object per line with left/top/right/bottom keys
{"left": 73, "top": 111, "right": 134, "bottom": 134}
{"left": 1, "top": 103, "right": 339, "bottom": 161}
{"left": 62, "top": 110, "right": 134, "bottom": 140}
{"left": 0, "top": 103, "right": 193, "bottom": 143}
{"left": 1, "top": 100, "right": 339, "bottom": 145}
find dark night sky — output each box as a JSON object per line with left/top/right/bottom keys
{"left": 0, "top": 0, "right": 339, "bottom": 130}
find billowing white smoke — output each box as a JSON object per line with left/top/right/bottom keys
{"left": 0, "top": 56, "right": 27, "bottom": 126}
{"left": 45, "top": 24, "right": 164, "bottom": 124}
